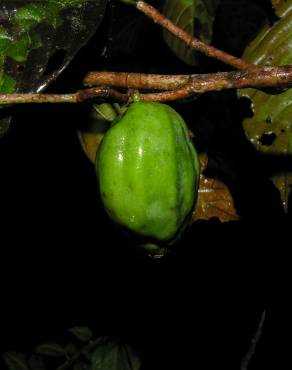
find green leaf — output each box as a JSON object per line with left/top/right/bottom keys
{"left": 2, "top": 352, "right": 29, "bottom": 370}
{"left": 162, "top": 0, "right": 220, "bottom": 65}
{"left": 123, "top": 343, "right": 141, "bottom": 370}
{"left": 92, "top": 103, "right": 119, "bottom": 122}
{"left": 271, "top": 0, "right": 291, "bottom": 17}
{"left": 0, "top": 74, "right": 16, "bottom": 93}
{"left": 5, "top": 34, "right": 31, "bottom": 63}
{"left": 28, "top": 355, "right": 46, "bottom": 370}
{"left": 238, "top": 0, "right": 292, "bottom": 211}
{"left": 91, "top": 339, "right": 141, "bottom": 370}
{"left": 14, "top": 4, "right": 49, "bottom": 31}
{"left": 0, "top": 0, "right": 107, "bottom": 137}
{"left": 68, "top": 326, "right": 93, "bottom": 342}
{"left": 0, "top": 26, "right": 11, "bottom": 54}
{"left": 35, "top": 343, "right": 66, "bottom": 357}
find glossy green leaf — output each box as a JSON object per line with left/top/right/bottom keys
{"left": 238, "top": 0, "right": 292, "bottom": 211}
{"left": 92, "top": 339, "right": 141, "bottom": 370}
{"left": 2, "top": 352, "right": 29, "bottom": 370}
{"left": 68, "top": 326, "right": 93, "bottom": 342}
{"left": 35, "top": 343, "right": 66, "bottom": 357}
{"left": 0, "top": 0, "right": 107, "bottom": 136}
{"left": 162, "top": 0, "right": 220, "bottom": 65}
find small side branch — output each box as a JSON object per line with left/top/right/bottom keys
{"left": 84, "top": 66, "right": 292, "bottom": 92}
{"left": 2, "top": 66, "right": 292, "bottom": 105}
{"left": 135, "top": 1, "right": 256, "bottom": 70}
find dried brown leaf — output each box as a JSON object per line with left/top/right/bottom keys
{"left": 193, "top": 173, "right": 239, "bottom": 223}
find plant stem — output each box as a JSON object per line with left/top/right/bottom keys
{"left": 83, "top": 72, "right": 190, "bottom": 90}
{"left": 84, "top": 65, "right": 292, "bottom": 92}
{"left": 0, "top": 93, "right": 77, "bottom": 104}
{"left": 135, "top": 1, "right": 256, "bottom": 70}
{"left": 2, "top": 66, "right": 292, "bottom": 105}
{"left": 0, "top": 87, "right": 128, "bottom": 105}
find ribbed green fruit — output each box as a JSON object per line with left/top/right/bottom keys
{"left": 95, "top": 102, "right": 200, "bottom": 249}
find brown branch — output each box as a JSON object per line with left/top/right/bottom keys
{"left": 0, "top": 87, "right": 128, "bottom": 105}
{"left": 0, "top": 93, "right": 77, "bottom": 104}
{"left": 84, "top": 66, "right": 292, "bottom": 91}
{"left": 134, "top": 86, "right": 194, "bottom": 102}
{"left": 83, "top": 72, "right": 190, "bottom": 90}
{"left": 186, "top": 65, "right": 292, "bottom": 92}
{"left": 0, "top": 87, "right": 191, "bottom": 104}
{"left": 135, "top": 1, "right": 256, "bottom": 70}
{"left": 2, "top": 66, "right": 292, "bottom": 105}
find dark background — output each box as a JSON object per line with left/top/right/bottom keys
{"left": 0, "top": 1, "right": 290, "bottom": 369}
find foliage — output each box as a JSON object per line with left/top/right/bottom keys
{"left": 1, "top": 0, "right": 291, "bottom": 369}
{"left": 239, "top": 0, "right": 292, "bottom": 211}
{"left": 2, "top": 329, "right": 140, "bottom": 370}
{"left": 0, "top": 0, "right": 107, "bottom": 136}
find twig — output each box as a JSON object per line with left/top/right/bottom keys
{"left": 2, "top": 65, "right": 292, "bottom": 105}
{"left": 134, "top": 1, "right": 256, "bottom": 70}
{"left": 240, "top": 310, "right": 266, "bottom": 370}
{"left": 83, "top": 72, "right": 190, "bottom": 90}
{"left": 0, "top": 93, "right": 77, "bottom": 104}
{"left": 0, "top": 87, "right": 128, "bottom": 105}
{"left": 57, "top": 336, "right": 109, "bottom": 370}
{"left": 84, "top": 65, "right": 292, "bottom": 92}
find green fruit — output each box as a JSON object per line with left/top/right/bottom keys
{"left": 95, "top": 101, "right": 200, "bottom": 251}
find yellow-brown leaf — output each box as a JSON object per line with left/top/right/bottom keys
{"left": 193, "top": 174, "right": 239, "bottom": 223}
